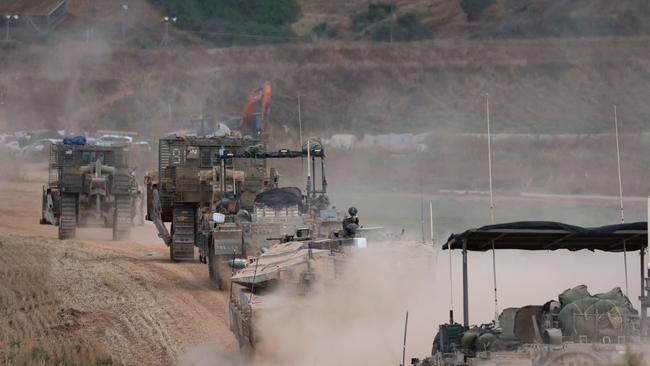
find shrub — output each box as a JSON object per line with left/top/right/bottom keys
{"left": 351, "top": 2, "right": 394, "bottom": 33}
{"left": 312, "top": 21, "right": 338, "bottom": 38}
{"left": 371, "top": 23, "right": 392, "bottom": 42}
{"left": 459, "top": 0, "right": 494, "bottom": 21}
{"left": 370, "top": 12, "right": 431, "bottom": 42}
{"left": 0, "top": 40, "right": 19, "bottom": 49}
{"left": 351, "top": 13, "right": 367, "bottom": 32}
{"left": 154, "top": 0, "right": 300, "bottom": 45}
{"left": 129, "top": 35, "right": 157, "bottom": 49}
{"left": 397, "top": 13, "right": 417, "bottom": 28}
{"left": 367, "top": 3, "right": 392, "bottom": 22}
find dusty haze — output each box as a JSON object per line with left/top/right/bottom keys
{"left": 2, "top": 1, "right": 650, "bottom": 364}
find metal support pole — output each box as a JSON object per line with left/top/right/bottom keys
{"left": 320, "top": 158, "right": 327, "bottom": 194}
{"left": 462, "top": 239, "right": 469, "bottom": 328}
{"left": 640, "top": 245, "right": 647, "bottom": 337}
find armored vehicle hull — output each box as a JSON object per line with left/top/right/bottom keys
{"left": 41, "top": 142, "right": 140, "bottom": 240}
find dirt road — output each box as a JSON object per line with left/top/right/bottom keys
{"left": 0, "top": 162, "right": 239, "bottom": 365}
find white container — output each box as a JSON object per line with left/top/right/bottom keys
{"left": 212, "top": 212, "right": 226, "bottom": 224}
{"left": 353, "top": 237, "right": 367, "bottom": 249}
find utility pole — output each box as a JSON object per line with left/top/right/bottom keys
{"left": 389, "top": 1, "right": 396, "bottom": 43}
{"left": 121, "top": 4, "right": 129, "bottom": 42}
{"left": 420, "top": 181, "right": 425, "bottom": 244}
{"left": 5, "top": 15, "right": 19, "bottom": 42}
{"left": 161, "top": 16, "right": 177, "bottom": 47}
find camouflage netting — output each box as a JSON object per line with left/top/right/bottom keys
{"left": 245, "top": 143, "right": 266, "bottom": 155}
{"left": 255, "top": 187, "right": 302, "bottom": 209}
{"left": 301, "top": 138, "right": 323, "bottom": 154}
{"left": 557, "top": 285, "right": 637, "bottom": 338}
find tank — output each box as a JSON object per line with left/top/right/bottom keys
{"left": 40, "top": 141, "right": 140, "bottom": 240}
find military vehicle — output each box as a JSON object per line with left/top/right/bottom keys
{"left": 146, "top": 133, "right": 336, "bottom": 280}
{"left": 228, "top": 220, "right": 370, "bottom": 348}
{"left": 41, "top": 140, "right": 140, "bottom": 240}
{"left": 412, "top": 221, "right": 649, "bottom": 366}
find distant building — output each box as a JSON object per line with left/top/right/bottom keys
{"left": 0, "top": 0, "right": 67, "bottom": 31}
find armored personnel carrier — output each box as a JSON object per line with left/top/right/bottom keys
{"left": 40, "top": 140, "right": 140, "bottom": 240}
{"left": 412, "top": 221, "right": 649, "bottom": 366}
{"left": 228, "top": 222, "right": 370, "bottom": 348}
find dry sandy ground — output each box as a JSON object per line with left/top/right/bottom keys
{"left": 0, "top": 162, "right": 239, "bottom": 365}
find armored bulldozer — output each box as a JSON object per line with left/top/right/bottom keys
{"left": 145, "top": 135, "right": 282, "bottom": 263}
{"left": 41, "top": 141, "right": 140, "bottom": 240}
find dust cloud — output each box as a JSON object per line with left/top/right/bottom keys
{"left": 175, "top": 243, "right": 440, "bottom": 366}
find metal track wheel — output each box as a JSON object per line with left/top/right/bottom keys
{"left": 58, "top": 194, "right": 77, "bottom": 240}
{"left": 170, "top": 204, "right": 196, "bottom": 261}
{"left": 208, "top": 242, "right": 223, "bottom": 289}
{"left": 113, "top": 195, "right": 132, "bottom": 240}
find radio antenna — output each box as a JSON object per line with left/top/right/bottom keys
{"left": 613, "top": 105, "right": 629, "bottom": 296}
{"left": 486, "top": 93, "right": 499, "bottom": 325}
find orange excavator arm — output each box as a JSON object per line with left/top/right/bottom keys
{"left": 240, "top": 81, "right": 271, "bottom": 136}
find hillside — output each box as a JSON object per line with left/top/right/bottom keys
{"left": 1, "top": 0, "right": 650, "bottom": 137}
{"left": 294, "top": 0, "right": 650, "bottom": 40}
{"left": 1, "top": 37, "right": 650, "bottom": 138}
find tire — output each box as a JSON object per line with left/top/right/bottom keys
{"left": 58, "top": 194, "right": 77, "bottom": 240}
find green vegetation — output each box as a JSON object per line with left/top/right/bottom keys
{"left": 459, "top": 0, "right": 494, "bottom": 21}
{"left": 31, "top": 346, "right": 73, "bottom": 366}
{"left": 312, "top": 22, "right": 338, "bottom": 39}
{"left": 371, "top": 13, "right": 431, "bottom": 42}
{"left": 351, "top": 2, "right": 393, "bottom": 32}
{"left": 128, "top": 35, "right": 157, "bottom": 49}
{"left": 351, "top": 4, "right": 431, "bottom": 42}
{"left": 153, "top": 0, "right": 301, "bottom": 46}
{"left": 0, "top": 40, "right": 19, "bottom": 49}
{"left": 29, "top": 346, "right": 115, "bottom": 366}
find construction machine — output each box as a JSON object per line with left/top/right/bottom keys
{"left": 41, "top": 140, "right": 140, "bottom": 240}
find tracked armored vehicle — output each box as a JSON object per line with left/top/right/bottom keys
{"left": 146, "top": 135, "right": 382, "bottom": 290}
{"left": 146, "top": 134, "right": 334, "bottom": 278}
{"left": 228, "top": 216, "right": 372, "bottom": 348}
{"left": 145, "top": 135, "right": 267, "bottom": 262}
{"left": 413, "top": 221, "right": 650, "bottom": 366}
{"left": 41, "top": 141, "right": 140, "bottom": 240}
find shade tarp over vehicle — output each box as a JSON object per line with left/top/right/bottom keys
{"left": 442, "top": 221, "right": 647, "bottom": 252}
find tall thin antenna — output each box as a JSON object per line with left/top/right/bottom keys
{"left": 486, "top": 93, "right": 499, "bottom": 324}
{"left": 401, "top": 311, "right": 409, "bottom": 366}
{"left": 248, "top": 256, "right": 260, "bottom": 304}
{"left": 487, "top": 93, "right": 495, "bottom": 224}
{"left": 420, "top": 181, "right": 425, "bottom": 244}
{"left": 298, "top": 93, "right": 303, "bottom": 149}
{"left": 449, "top": 230, "right": 454, "bottom": 319}
{"left": 429, "top": 200, "right": 434, "bottom": 244}
{"left": 614, "top": 105, "right": 629, "bottom": 296}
